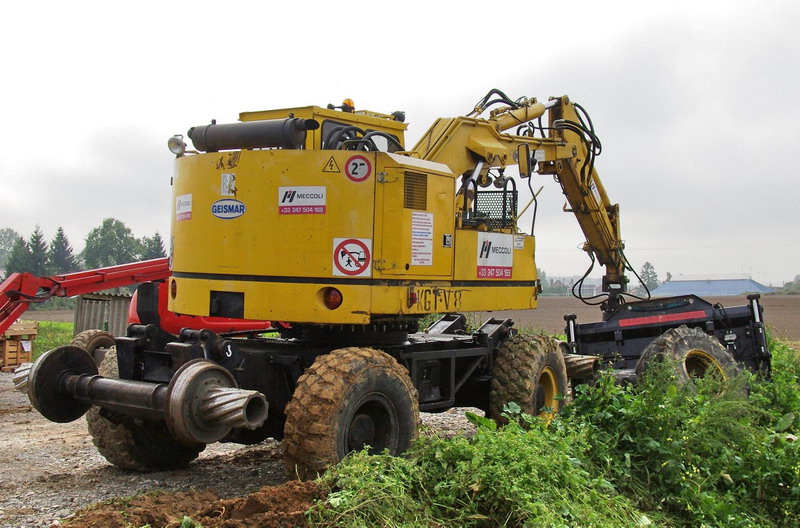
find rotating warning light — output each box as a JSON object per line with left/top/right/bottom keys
{"left": 323, "top": 288, "right": 343, "bottom": 310}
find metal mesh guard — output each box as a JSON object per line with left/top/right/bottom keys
{"left": 474, "top": 190, "right": 518, "bottom": 227}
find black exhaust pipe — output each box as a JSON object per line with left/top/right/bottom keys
{"left": 188, "top": 117, "right": 319, "bottom": 152}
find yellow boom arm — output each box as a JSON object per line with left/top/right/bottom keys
{"left": 412, "top": 95, "right": 628, "bottom": 302}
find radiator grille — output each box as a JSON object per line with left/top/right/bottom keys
{"left": 403, "top": 172, "right": 427, "bottom": 210}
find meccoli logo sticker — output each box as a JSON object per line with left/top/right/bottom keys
{"left": 278, "top": 186, "right": 327, "bottom": 215}
{"left": 211, "top": 199, "right": 246, "bottom": 219}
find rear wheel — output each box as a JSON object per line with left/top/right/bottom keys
{"left": 634, "top": 325, "right": 739, "bottom": 383}
{"left": 86, "top": 347, "right": 204, "bottom": 471}
{"left": 71, "top": 329, "right": 115, "bottom": 365}
{"left": 490, "top": 334, "right": 569, "bottom": 423}
{"left": 283, "top": 348, "right": 419, "bottom": 480}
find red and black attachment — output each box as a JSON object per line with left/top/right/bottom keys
{"left": 564, "top": 293, "right": 770, "bottom": 379}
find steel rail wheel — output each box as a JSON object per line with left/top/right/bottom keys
{"left": 283, "top": 347, "right": 418, "bottom": 480}
{"left": 86, "top": 347, "right": 204, "bottom": 471}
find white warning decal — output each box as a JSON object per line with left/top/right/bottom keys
{"left": 411, "top": 211, "right": 433, "bottom": 266}
{"left": 333, "top": 238, "right": 372, "bottom": 277}
{"left": 221, "top": 173, "right": 237, "bottom": 196}
{"left": 176, "top": 194, "right": 192, "bottom": 221}
{"left": 477, "top": 232, "right": 513, "bottom": 279}
{"left": 278, "top": 186, "right": 326, "bottom": 215}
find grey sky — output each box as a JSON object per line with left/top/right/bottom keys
{"left": 2, "top": 1, "right": 798, "bottom": 286}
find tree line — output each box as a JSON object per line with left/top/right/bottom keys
{"left": 1, "top": 219, "right": 166, "bottom": 280}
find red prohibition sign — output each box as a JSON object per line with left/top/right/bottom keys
{"left": 334, "top": 239, "right": 371, "bottom": 276}
{"left": 345, "top": 155, "right": 371, "bottom": 182}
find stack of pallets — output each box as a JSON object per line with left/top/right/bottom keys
{"left": 1, "top": 321, "right": 37, "bottom": 372}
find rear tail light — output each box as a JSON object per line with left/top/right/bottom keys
{"left": 323, "top": 288, "right": 343, "bottom": 310}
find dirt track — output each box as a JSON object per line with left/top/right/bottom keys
{"left": 0, "top": 375, "right": 478, "bottom": 527}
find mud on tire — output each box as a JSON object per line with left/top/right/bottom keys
{"left": 634, "top": 325, "right": 739, "bottom": 383}
{"left": 490, "top": 334, "right": 569, "bottom": 422}
{"left": 86, "top": 347, "right": 204, "bottom": 471}
{"left": 71, "top": 329, "right": 115, "bottom": 365}
{"left": 283, "top": 348, "right": 419, "bottom": 480}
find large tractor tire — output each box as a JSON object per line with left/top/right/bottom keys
{"left": 71, "top": 329, "right": 115, "bottom": 365}
{"left": 86, "top": 347, "right": 204, "bottom": 471}
{"left": 283, "top": 348, "right": 419, "bottom": 480}
{"left": 634, "top": 325, "right": 739, "bottom": 383}
{"left": 490, "top": 334, "right": 569, "bottom": 422}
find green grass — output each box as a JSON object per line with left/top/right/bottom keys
{"left": 31, "top": 321, "right": 74, "bottom": 360}
{"left": 309, "top": 339, "right": 800, "bottom": 527}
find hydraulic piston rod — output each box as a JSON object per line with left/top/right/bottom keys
{"left": 24, "top": 346, "right": 268, "bottom": 445}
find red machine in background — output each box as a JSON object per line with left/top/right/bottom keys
{"left": 0, "top": 257, "right": 272, "bottom": 339}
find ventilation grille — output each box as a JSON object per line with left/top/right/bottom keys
{"left": 403, "top": 173, "right": 428, "bottom": 210}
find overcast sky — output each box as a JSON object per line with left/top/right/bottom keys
{"left": 1, "top": 0, "right": 798, "bottom": 286}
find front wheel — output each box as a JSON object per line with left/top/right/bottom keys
{"left": 490, "top": 334, "right": 569, "bottom": 423}
{"left": 283, "top": 348, "right": 419, "bottom": 480}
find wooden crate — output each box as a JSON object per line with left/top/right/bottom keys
{"left": 1, "top": 321, "right": 37, "bottom": 371}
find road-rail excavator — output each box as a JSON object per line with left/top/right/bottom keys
{"left": 15, "top": 90, "right": 769, "bottom": 477}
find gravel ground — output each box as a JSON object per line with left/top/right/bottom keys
{"left": 0, "top": 370, "right": 478, "bottom": 527}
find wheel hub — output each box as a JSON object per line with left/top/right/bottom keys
{"left": 685, "top": 349, "right": 724, "bottom": 379}
{"left": 345, "top": 393, "right": 399, "bottom": 454}
{"left": 348, "top": 413, "right": 376, "bottom": 449}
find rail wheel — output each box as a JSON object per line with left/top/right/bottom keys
{"left": 634, "top": 325, "right": 739, "bottom": 383}
{"left": 490, "top": 334, "right": 569, "bottom": 423}
{"left": 283, "top": 347, "right": 419, "bottom": 480}
{"left": 86, "top": 347, "right": 204, "bottom": 471}
{"left": 71, "top": 329, "right": 115, "bottom": 365}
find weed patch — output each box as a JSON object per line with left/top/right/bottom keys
{"left": 311, "top": 411, "right": 647, "bottom": 527}
{"left": 310, "top": 340, "right": 800, "bottom": 527}
{"left": 564, "top": 342, "right": 800, "bottom": 526}
{"left": 31, "top": 320, "right": 74, "bottom": 360}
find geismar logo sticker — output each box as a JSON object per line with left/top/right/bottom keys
{"left": 212, "top": 199, "right": 246, "bottom": 219}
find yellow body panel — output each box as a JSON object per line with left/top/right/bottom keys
{"left": 169, "top": 105, "right": 540, "bottom": 325}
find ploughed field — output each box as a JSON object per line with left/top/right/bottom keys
{"left": 478, "top": 294, "right": 800, "bottom": 341}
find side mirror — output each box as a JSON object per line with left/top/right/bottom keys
{"left": 517, "top": 144, "right": 532, "bottom": 178}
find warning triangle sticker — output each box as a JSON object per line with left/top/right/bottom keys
{"left": 323, "top": 157, "right": 341, "bottom": 173}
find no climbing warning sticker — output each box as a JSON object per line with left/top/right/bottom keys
{"left": 333, "top": 238, "right": 372, "bottom": 277}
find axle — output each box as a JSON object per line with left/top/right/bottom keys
{"left": 23, "top": 346, "right": 268, "bottom": 445}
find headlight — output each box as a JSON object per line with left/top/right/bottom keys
{"left": 168, "top": 135, "right": 186, "bottom": 156}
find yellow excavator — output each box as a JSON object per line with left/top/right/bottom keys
{"left": 19, "top": 90, "right": 768, "bottom": 478}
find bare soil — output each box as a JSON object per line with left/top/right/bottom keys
{"left": 0, "top": 371, "right": 478, "bottom": 528}
{"left": 2, "top": 295, "right": 796, "bottom": 527}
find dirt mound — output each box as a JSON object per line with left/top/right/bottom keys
{"left": 65, "top": 481, "right": 325, "bottom": 528}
